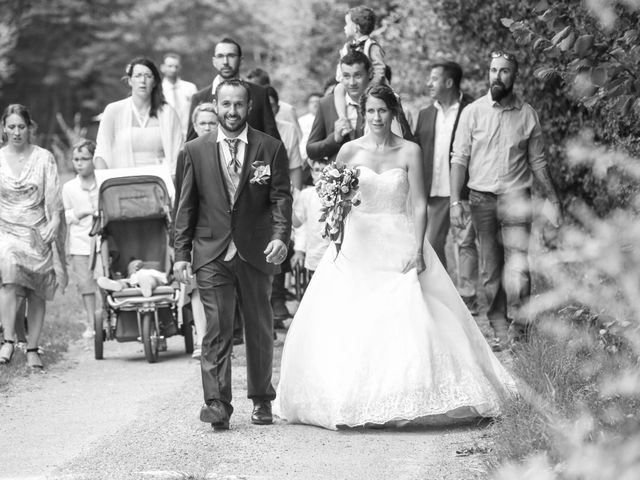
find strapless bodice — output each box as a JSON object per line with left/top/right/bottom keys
{"left": 356, "top": 166, "right": 409, "bottom": 215}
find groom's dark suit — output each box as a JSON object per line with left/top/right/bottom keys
{"left": 307, "top": 93, "right": 415, "bottom": 163}
{"left": 174, "top": 126, "right": 292, "bottom": 410}
{"left": 186, "top": 81, "right": 280, "bottom": 142}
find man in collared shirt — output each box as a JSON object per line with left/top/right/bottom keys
{"left": 414, "top": 62, "right": 477, "bottom": 313}
{"left": 160, "top": 53, "right": 197, "bottom": 138}
{"left": 450, "top": 52, "right": 562, "bottom": 347}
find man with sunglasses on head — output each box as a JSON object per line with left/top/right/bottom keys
{"left": 450, "top": 51, "right": 562, "bottom": 349}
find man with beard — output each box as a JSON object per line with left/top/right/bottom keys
{"left": 449, "top": 52, "right": 562, "bottom": 349}
{"left": 186, "top": 38, "right": 280, "bottom": 142}
{"left": 174, "top": 79, "right": 292, "bottom": 430}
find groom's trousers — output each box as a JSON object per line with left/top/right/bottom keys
{"left": 196, "top": 254, "right": 276, "bottom": 411}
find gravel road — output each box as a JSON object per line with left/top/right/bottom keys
{"left": 0, "top": 311, "right": 497, "bottom": 480}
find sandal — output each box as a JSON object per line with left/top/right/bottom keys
{"left": 26, "top": 348, "right": 43, "bottom": 369}
{"left": 0, "top": 340, "right": 15, "bottom": 364}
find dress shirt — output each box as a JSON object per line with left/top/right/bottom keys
{"left": 162, "top": 78, "right": 197, "bottom": 137}
{"left": 217, "top": 124, "right": 248, "bottom": 173}
{"left": 431, "top": 96, "right": 461, "bottom": 197}
{"left": 451, "top": 92, "right": 547, "bottom": 194}
{"left": 298, "top": 112, "right": 315, "bottom": 161}
{"left": 62, "top": 176, "right": 98, "bottom": 255}
{"left": 276, "top": 118, "right": 303, "bottom": 170}
{"left": 210, "top": 75, "right": 224, "bottom": 95}
{"left": 217, "top": 125, "right": 249, "bottom": 261}
{"left": 345, "top": 93, "right": 360, "bottom": 132}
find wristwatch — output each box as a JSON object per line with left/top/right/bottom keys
{"left": 450, "top": 201, "right": 461, "bottom": 208}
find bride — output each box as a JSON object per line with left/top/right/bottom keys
{"left": 275, "top": 84, "right": 516, "bottom": 430}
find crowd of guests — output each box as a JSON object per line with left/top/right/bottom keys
{"left": 0, "top": 4, "right": 562, "bottom": 369}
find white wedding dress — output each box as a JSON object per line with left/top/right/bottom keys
{"left": 275, "top": 166, "right": 516, "bottom": 430}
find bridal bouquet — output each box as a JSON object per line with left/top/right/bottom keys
{"left": 316, "top": 163, "right": 361, "bottom": 253}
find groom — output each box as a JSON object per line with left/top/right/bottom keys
{"left": 174, "top": 79, "right": 292, "bottom": 430}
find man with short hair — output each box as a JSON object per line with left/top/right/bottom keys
{"left": 174, "top": 79, "right": 292, "bottom": 430}
{"left": 450, "top": 52, "right": 562, "bottom": 347}
{"left": 307, "top": 51, "right": 413, "bottom": 163}
{"left": 414, "top": 61, "right": 478, "bottom": 312}
{"left": 186, "top": 38, "right": 280, "bottom": 141}
{"left": 161, "top": 53, "right": 197, "bottom": 138}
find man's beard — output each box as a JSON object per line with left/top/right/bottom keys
{"left": 218, "top": 113, "right": 247, "bottom": 132}
{"left": 490, "top": 81, "right": 513, "bottom": 102}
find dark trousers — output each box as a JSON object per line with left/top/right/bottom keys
{"left": 196, "top": 255, "right": 275, "bottom": 411}
{"left": 469, "top": 189, "right": 532, "bottom": 330}
{"left": 426, "top": 196, "right": 450, "bottom": 268}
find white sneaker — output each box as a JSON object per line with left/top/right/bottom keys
{"left": 192, "top": 347, "right": 201, "bottom": 360}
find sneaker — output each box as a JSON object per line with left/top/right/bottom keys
{"left": 192, "top": 347, "right": 201, "bottom": 360}
{"left": 82, "top": 329, "right": 95, "bottom": 339}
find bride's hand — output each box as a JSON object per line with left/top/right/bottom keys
{"left": 403, "top": 251, "right": 426, "bottom": 274}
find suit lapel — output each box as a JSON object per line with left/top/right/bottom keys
{"left": 234, "top": 126, "right": 261, "bottom": 201}
{"left": 205, "top": 130, "right": 231, "bottom": 205}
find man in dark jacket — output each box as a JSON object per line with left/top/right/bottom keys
{"left": 414, "top": 61, "right": 477, "bottom": 312}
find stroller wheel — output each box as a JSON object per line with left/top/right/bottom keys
{"left": 94, "top": 311, "right": 105, "bottom": 360}
{"left": 141, "top": 312, "right": 159, "bottom": 363}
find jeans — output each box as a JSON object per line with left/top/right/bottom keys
{"left": 469, "top": 189, "right": 532, "bottom": 330}
{"left": 450, "top": 200, "right": 478, "bottom": 298}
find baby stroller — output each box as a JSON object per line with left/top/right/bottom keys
{"left": 91, "top": 171, "right": 192, "bottom": 363}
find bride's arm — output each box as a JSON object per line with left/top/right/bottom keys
{"left": 406, "top": 142, "right": 427, "bottom": 272}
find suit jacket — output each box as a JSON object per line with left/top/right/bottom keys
{"left": 306, "top": 93, "right": 415, "bottom": 164}
{"left": 186, "top": 81, "right": 280, "bottom": 142}
{"left": 414, "top": 93, "right": 474, "bottom": 199}
{"left": 174, "top": 126, "right": 292, "bottom": 275}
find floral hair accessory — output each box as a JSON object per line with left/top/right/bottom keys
{"left": 250, "top": 160, "right": 271, "bottom": 185}
{"left": 316, "top": 163, "right": 361, "bottom": 255}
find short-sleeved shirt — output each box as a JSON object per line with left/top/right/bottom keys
{"left": 451, "top": 93, "right": 547, "bottom": 194}
{"left": 62, "top": 176, "right": 98, "bottom": 255}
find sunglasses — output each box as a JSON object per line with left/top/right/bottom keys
{"left": 491, "top": 51, "right": 518, "bottom": 63}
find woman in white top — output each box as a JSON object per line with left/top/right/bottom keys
{"left": 94, "top": 57, "right": 183, "bottom": 177}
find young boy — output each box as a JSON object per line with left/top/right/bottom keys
{"left": 291, "top": 159, "right": 331, "bottom": 277}
{"left": 62, "top": 139, "right": 99, "bottom": 338}
{"left": 334, "top": 5, "right": 386, "bottom": 131}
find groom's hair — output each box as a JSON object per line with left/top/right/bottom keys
{"left": 339, "top": 51, "right": 371, "bottom": 73}
{"left": 217, "top": 37, "right": 243, "bottom": 58}
{"left": 215, "top": 78, "right": 252, "bottom": 103}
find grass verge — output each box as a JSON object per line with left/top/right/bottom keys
{"left": 489, "top": 308, "right": 640, "bottom": 477}
{"left": 0, "top": 288, "right": 85, "bottom": 390}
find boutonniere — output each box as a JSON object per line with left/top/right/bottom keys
{"left": 250, "top": 161, "right": 271, "bottom": 185}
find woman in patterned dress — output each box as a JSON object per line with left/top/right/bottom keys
{"left": 0, "top": 104, "right": 63, "bottom": 368}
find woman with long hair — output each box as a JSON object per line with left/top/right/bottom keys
{"left": 94, "top": 57, "right": 183, "bottom": 176}
{"left": 0, "top": 104, "right": 64, "bottom": 368}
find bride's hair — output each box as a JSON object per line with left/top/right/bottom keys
{"left": 359, "top": 84, "right": 400, "bottom": 118}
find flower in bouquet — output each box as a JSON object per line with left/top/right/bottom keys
{"left": 316, "top": 163, "right": 361, "bottom": 254}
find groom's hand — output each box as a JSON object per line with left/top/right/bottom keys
{"left": 265, "top": 239, "right": 288, "bottom": 265}
{"left": 173, "top": 261, "right": 193, "bottom": 284}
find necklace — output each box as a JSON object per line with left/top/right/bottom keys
{"left": 131, "top": 100, "right": 150, "bottom": 128}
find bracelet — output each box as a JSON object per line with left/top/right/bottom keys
{"left": 450, "top": 201, "right": 461, "bottom": 208}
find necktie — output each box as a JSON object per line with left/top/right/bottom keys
{"left": 355, "top": 107, "right": 364, "bottom": 138}
{"left": 225, "top": 138, "right": 241, "bottom": 173}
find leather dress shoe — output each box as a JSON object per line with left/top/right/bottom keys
{"left": 200, "top": 400, "right": 230, "bottom": 430}
{"left": 251, "top": 401, "right": 273, "bottom": 425}
{"left": 271, "top": 301, "right": 291, "bottom": 321}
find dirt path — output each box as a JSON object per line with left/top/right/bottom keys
{"left": 0, "top": 317, "right": 495, "bottom": 480}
